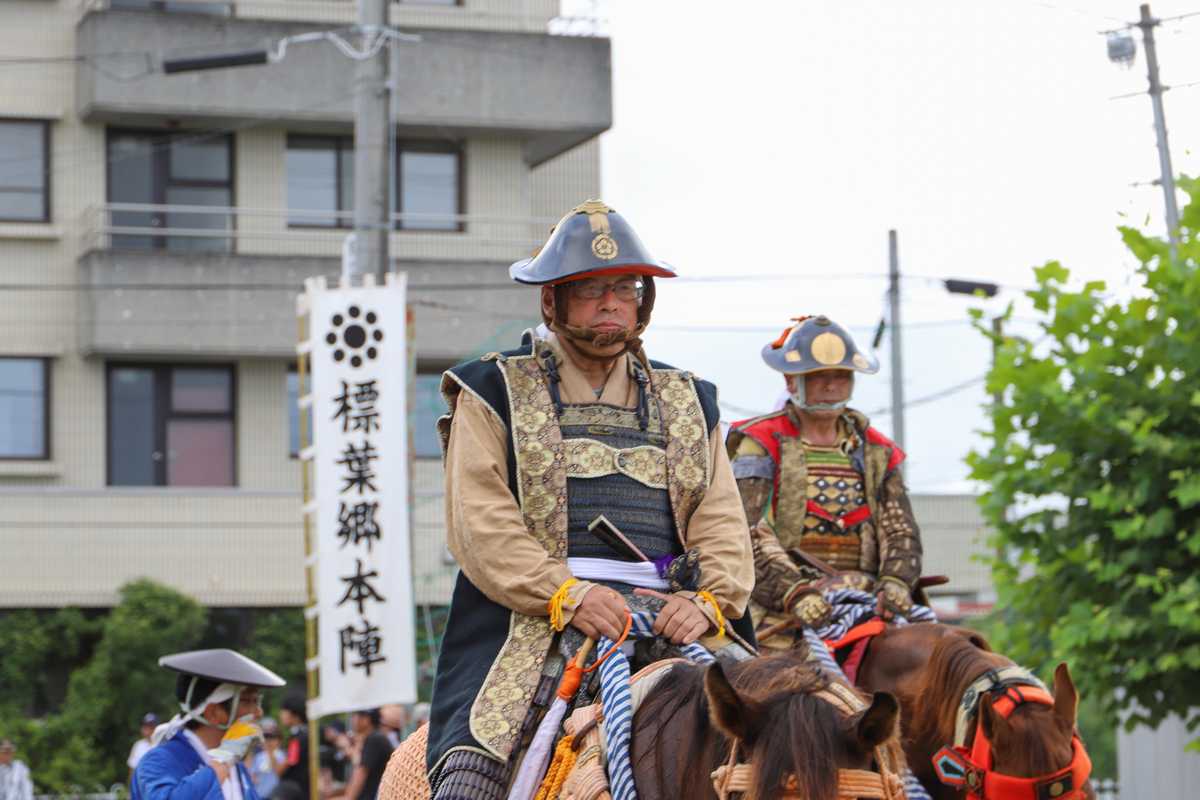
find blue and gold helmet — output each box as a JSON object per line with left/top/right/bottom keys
{"left": 510, "top": 200, "right": 677, "bottom": 285}
{"left": 762, "top": 315, "right": 880, "bottom": 376}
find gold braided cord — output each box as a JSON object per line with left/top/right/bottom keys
{"left": 534, "top": 735, "right": 578, "bottom": 800}
{"left": 548, "top": 577, "right": 580, "bottom": 632}
{"left": 696, "top": 590, "right": 728, "bottom": 638}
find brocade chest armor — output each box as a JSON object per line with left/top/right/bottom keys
{"left": 559, "top": 402, "right": 682, "bottom": 562}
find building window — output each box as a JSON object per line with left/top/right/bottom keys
{"left": 286, "top": 135, "right": 461, "bottom": 230}
{"left": 110, "top": 1, "right": 231, "bottom": 14}
{"left": 399, "top": 145, "right": 460, "bottom": 231}
{"left": 287, "top": 366, "right": 313, "bottom": 458}
{"left": 286, "top": 136, "right": 353, "bottom": 228}
{"left": 107, "top": 364, "right": 236, "bottom": 487}
{"left": 413, "top": 373, "right": 448, "bottom": 458}
{"left": 0, "top": 358, "right": 49, "bottom": 459}
{"left": 107, "top": 129, "right": 234, "bottom": 252}
{"left": 0, "top": 120, "right": 49, "bottom": 223}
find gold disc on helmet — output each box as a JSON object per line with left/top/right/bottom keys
{"left": 811, "top": 331, "right": 847, "bottom": 365}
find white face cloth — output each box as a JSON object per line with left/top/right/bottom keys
{"left": 151, "top": 682, "right": 243, "bottom": 746}
{"left": 789, "top": 373, "right": 853, "bottom": 413}
{"left": 182, "top": 730, "right": 244, "bottom": 800}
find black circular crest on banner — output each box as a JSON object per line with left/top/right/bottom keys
{"left": 327, "top": 307, "right": 383, "bottom": 367}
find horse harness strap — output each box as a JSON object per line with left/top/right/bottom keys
{"left": 952, "top": 666, "right": 1047, "bottom": 747}
{"left": 932, "top": 684, "right": 1093, "bottom": 800}
{"left": 710, "top": 684, "right": 906, "bottom": 800}
{"left": 711, "top": 761, "right": 904, "bottom": 800}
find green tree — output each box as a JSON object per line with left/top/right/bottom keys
{"left": 0, "top": 608, "right": 101, "bottom": 716}
{"left": 968, "top": 178, "right": 1200, "bottom": 748}
{"left": 3, "top": 580, "right": 208, "bottom": 792}
{"left": 240, "top": 608, "right": 307, "bottom": 714}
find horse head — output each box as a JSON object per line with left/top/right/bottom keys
{"left": 972, "top": 663, "right": 1093, "bottom": 799}
{"left": 704, "top": 658, "right": 904, "bottom": 800}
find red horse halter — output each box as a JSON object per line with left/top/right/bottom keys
{"left": 932, "top": 684, "right": 1092, "bottom": 799}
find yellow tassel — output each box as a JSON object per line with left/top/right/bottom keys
{"left": 548, "top": 578, "right": 579, "bottom": 632}
{"left": 697, "top": 590, "right": 727, "bottom": 638}
{"left": 534, "top": 735, "right": 578, "bottom": 800}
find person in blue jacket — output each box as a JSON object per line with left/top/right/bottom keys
{"left": 133, "top": 649, "right": 287, "bottom": 800}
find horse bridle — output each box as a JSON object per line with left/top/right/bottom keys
{"left": 932, "top": 672, "right": 1092, "bottom": 800}
{"left": 710, "top": 682, "right": 907, "bottom": 800}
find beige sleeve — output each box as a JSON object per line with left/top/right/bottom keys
{"left": 443, "top": 390, "right": 593, "bottom": 618}
{"left": 683, "top": 434, "right": 755, "bottom": 619}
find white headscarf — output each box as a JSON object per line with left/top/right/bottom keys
{"left": 151, "top": 682, "right": 242, "bottom": 746}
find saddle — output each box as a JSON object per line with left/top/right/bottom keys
{"left": 379, "top": 659, "right": 683, "bottom": 800}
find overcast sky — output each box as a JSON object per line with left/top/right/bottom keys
{"left": 597, "top": 0, "right": 1200, "bottom": 492}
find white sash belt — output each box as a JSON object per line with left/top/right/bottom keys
{"left": 567, "top": 557, "right": 669, "bottom": 591}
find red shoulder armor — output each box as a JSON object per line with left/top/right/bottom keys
{"left": 865, "top": 427, "right": 906, "bottom": 471}
{"left": 730, "top": 410, "right": 798, "bottom": 464}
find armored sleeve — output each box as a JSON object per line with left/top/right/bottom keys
{"left": 875, "top": 468, "right": 923, "bottom": 589}
{"left": 729, "top": 436, "right": 775, "bottom": 527}
{"left": 748, "top": 519, "right": 823, "bottom": 613}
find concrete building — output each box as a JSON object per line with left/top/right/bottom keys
{"left": 0, "top": 2, "right": 998, "bottom": 630}
{"left": 0, "top": 0, "right": 608, "bottom": 613}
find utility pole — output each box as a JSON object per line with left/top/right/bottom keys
{"left": 352, "top": 0, "right": 392, "bottom": 283}
{"left": 887, "top": 229, "right": 905, "bottom": 453}
{"left": 1137, "top": 3, "right": 1181, "bottom": 252}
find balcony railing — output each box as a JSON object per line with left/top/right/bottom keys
{"left": 81, "top": 203, "right": 553, "bottom": 263}
{"left": 80, "top": 0, "right": 607, "bottom": 36}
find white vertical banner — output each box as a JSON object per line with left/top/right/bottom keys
{"left": 305, "top": 273, "right": 416, "bottom": 716}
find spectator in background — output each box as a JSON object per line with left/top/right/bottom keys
{"left": 274, "top": 695, "right": 310, "bottom": 800}
{"left": 248, "top": 718, "right": 284, "bottom": 798}
{"left": 334, "top": 710, "right": 390, "bottom": 800}
{"left": 0, "top": 739, "right": 33, "bottom": 800}
{"left": 127, "top": 712, "right": 159, "bottom": 781}
{"left": 322, "top": 718, "right": 352, "bottom": 785}
{"left": 409, "top": 703, "right": 430, "bottom": 735}
{"left": 378, "top": 706, "right": 407, "bottom": 749}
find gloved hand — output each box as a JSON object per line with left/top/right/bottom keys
{"left": 791, "top": 589, "right": 834, "bottom": 630}
{"left": 875, "top": 576, "right": 914, "bottom": 621}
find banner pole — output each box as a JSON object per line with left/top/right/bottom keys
{"left": 298, "top": 298, "right": 321, "bottom": 800}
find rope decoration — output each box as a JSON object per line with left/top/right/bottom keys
{"left": 548, "top": 578, "right": 580, "bottom": 632}
{"left": 696, "top": 590, "right": 727, "bottom": 639}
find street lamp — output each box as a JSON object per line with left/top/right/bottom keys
{"left": 159, "top": 14, "right": 419, "bottom": 283}
{"left": 1106, "top": 30, "right": 1137, "bottom": 68}
{"left": 943, "top": 279, "right": 998, "bottom": 299}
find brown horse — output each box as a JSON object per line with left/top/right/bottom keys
{"left": 380, "top": 650, "right": 905, "bottom": 800}
{"left": 855, "top": 623, "right": 1095, "bottom": 799}
{"left": 631, "top": 650, "right": 905, "bottom": 800}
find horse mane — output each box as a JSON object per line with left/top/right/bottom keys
{"left": 734, "top": 656, "right": 848, "bottom": 800}
{"left": 633, "top": 651, "right": 893, "bottom": 800}
{"left": 909, "top": 626, "right": 1010, "bottom": 745}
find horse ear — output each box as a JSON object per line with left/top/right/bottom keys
{"left": 704, "top": 662, "right": 763, "bottom": 744}
{"left": 1052, "top": 662, "right": 1079, "bottom": 728}
{"left": 855, "top": 691, "right": 899, "bottom": 750}
{"left": 979, "top": 694, "right": 1008, "bottom": 741}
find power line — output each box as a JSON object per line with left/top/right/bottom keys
{"left": 1027, "top": 0, "right": 1126, "bottom": 24}
{"left": 865, "top": 375, "right": 987, "bottom": 417}
{"left": 719, "top": 373, "right": 988, "bottom": 422}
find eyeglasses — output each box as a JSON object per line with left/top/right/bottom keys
{"left": 568, "top": 278, "right": 645, "bottom": 301}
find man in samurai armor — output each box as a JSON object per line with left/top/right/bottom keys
{"left": 727, "top": 315, "right": 923, "bottom": 650}
{"left": 425, "top": 200, "right": 756, "bottom": 799}
{"left": 132, "top": 649, "right": 287, "bottom": 800}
